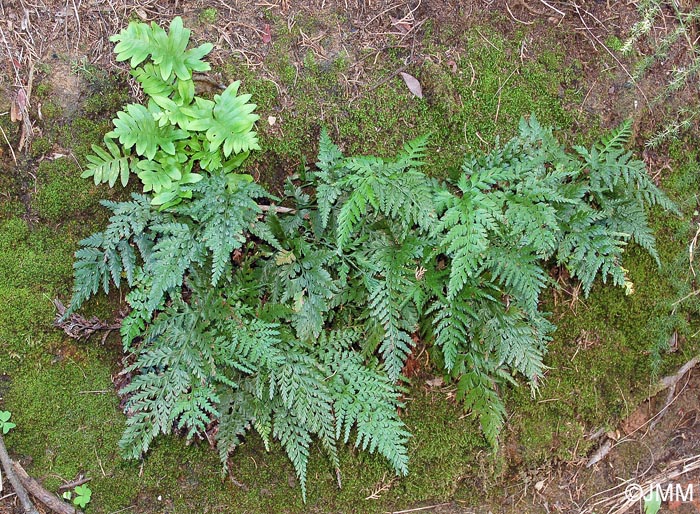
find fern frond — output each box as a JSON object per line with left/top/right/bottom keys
{"left": 316, "top": 128, "right": 344, "bottom": 172}
{"left": 107, "top": 103, "right": 188, "bottom": 160}
{"left": 176, "top": 174, "right": 267, "bottom": 285}
{"left": 397, "top": 133, "right": 429, "bottom": 169}
{"left": 325, "top": 347, "right": 410, "bottom": 476}
{"left": 82, "top": 139, "right": 132, "bottom": 188}
{"left": 144, "top": 223, "right": 204, "bottom": 311}
{"left": 216, "top": 388, "right": 259, "bottom": 465}
{"left": 557, "top": 209, "right": 628, "bottom": 296}
{"left": 479, "top": 303, "right": 549, "bottom": 381}
{"left": 456, "top": 370, "right": 507, "bottom": 448}
{"left": 485, "top": 245, "right": 548, "bottom": 315}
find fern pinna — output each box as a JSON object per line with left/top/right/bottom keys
{"left": 65, "top": 17, "right": 677, "bottom": 501}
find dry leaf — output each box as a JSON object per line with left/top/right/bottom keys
{"left": 390, "top": 16, "right": 412, "bottom": 34}
{"left": 10, "top": 88, "right": 26, "bottom": 123}
{"left": 400, "top": 72, "right": 423, "bottom": 98}
{"left": 426, "top": 377, "right": 444, "bottom": 388}
{"left": 262, "top": 24, "right": 272, "bottom": 44}
{"left": 447, "top": 59, "right": 458, "bottom": 73}
{"left": 10, "top": 101, "right": 21, "bottom": 122}
{"left": 267, "top": 116, "right": 276, "bottom": 126}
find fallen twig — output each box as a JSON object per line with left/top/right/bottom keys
{"left": 13, "top": 460, "right": 84, "bottom": 514}
{"left": 583, "top": 454, "right": 700, "bottom": 514}
{"left": 57, "top": 475, "right": 91, "bottom": 493}
{"left": 0, "top": 123, "right": 17, "bottom": 165}
{"left": 0, "top": 434, "right": 39, "bottom": 514}
{"left": 585, "top": 355, "right": 699, "bottom": 468}
{"left": 53, "top": 299, "right": 121, "bottom": 341}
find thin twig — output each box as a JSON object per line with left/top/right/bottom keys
{"left": 391, "top": 503, "right": 453, "bottom": 514}
{"left": 540, "top": 0, "right": 565, "bottom": 17}
{"left": 0, "top": 124, "right": 17, "bottom": 165}
{"left": 506, "top": 2, "right": 534, "bottom": 25}
{"left": 572, "top": 3, "right": 651, "bottom": 111}
{"left": 57, "top": 475, "right": 91, "bottom": 493}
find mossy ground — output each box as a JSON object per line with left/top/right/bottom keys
{"left": 0, "top": 7, "right": 698, "bottom": 513}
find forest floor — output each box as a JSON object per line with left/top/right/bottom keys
{"left": 0, "top": 0, "right": 699, "bottom": 512}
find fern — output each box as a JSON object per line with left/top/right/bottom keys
{"left": 360, "top": 234, "right": 422, "bottom": 380}
{"left": 455, "top": 369, "right": 507, "bottom": 448}
{"left": 144, "top": 223, "right": 204, "bottom": 312}
{"left": 82, "top": 139, "right": 132, "bottom": 187}
{"left": 183, "top": 82, "right": 260, "bottom": 157}
{"left": 107, "top": 103, "right": 187, "bottom": 160}
{"left": 175, "top": 174, "right": 270, "bottom": 285}
{"left": 66, "top": 23, "right": 679, "bottom": 499}
{"left": 318, "top": 330, "right": 410, "bottom": 476}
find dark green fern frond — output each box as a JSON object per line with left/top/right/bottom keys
{"left": 323, "top": 344, "right": 410, "bottom": 476}
{"left": 478, "top": 302, "right": 550, "bottom": 381}
{"left": 144, "top": 223, "right": 205, "bottom": 311}
{"left": 485, "top": 244, "right": 549, "bottom": 315}
{"left": 396, "top": 133, "right": 430, "bottom": 169}
{"left": 176, "top": 174, "right": 269, "bottom": 285}
{"left": 455, "top": 369, "right": 507, "bottom": 448}
{"left": 557, "top": 209, "right": 628, "bottom": 296}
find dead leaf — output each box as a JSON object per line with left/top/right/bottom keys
{"left": 426, "top": 377, "right": 444, "bottom": 388}
{"left": 267, "top": 116, "right": 276, "bottom": 126}
{"left": 10, "top": 88, "right": 26, "bottom": 123}
{"left": 447, "top": 59, "right": 458, "bottom": 73}
{"left": 262, "top": 24, "right": 272, "bottom": 44}
{"left": 10, "top": 102, "right": 21, "bottom": 122}
{"left": 668, "top": 330, "right": 678, "bottom": 352}
{"left": 135, "top": 8, "right": 148, "bottom": 20}
{"left": 400, "top": 72, "right": 423, "bottom": 99}
{"left": 390, "top": 16, "right": 412, "bottom": 34}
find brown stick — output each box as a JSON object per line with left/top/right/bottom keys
{"left": 585, "top": 355, "right": 700, "bottom": 468}
{"left": 12, "top": 461, "right": 84, "bottom": 514}
{"left": 258, "top": 204, "right": 296, "bottom": 214}
{"left": 57, "top": 476, "right": 91, "bottom": 493}
{"left": 0, "top": 434, "right": 39, "bottom": 514}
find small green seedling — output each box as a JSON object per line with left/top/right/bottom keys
{"left": 644, "top": 490, "right": 661, "bottom": 514}
{"left": 62, "top": 485, "right": 92, "bottom": 509}
{"left": 0, "top": 411, "right": 16, "bottom": 434}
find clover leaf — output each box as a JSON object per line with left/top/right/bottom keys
{"left": 73, "top": 485, "right": 92, "bottom": 509}
{"left": 0, "top": 411, "right": 16, "bottom": 434}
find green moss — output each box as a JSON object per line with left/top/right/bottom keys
{"left": 232, "top": 23, "right": 583, "bottom": 192}
{"left": 605, "top": 35, "right": 623, "bottom": 51}
{"left": 41, "top": 101, "right": 63, "bottom": 121}
{"left": 198, "top": 7, "right": 218, "bottom": 24}
{"left": 33, "top": 158, "right": 99, "bottom": 223}
{"left": 30, "top": 136, "right": 52, "bottom": 158}
{"left": 34, "top": 83, "right": 51, "bottom": 99}
{"left": 81, "top": 86, "right": 129, "bottom": 116}
{"left": 3, "top": 357, "right": 138, "bottom": 511}
{"left": 0, "top": 219, "right": 80, "bottom": 375}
